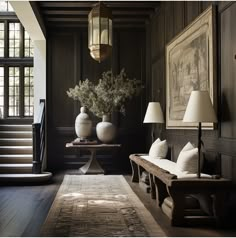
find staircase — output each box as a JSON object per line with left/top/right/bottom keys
{"left": 0, "top": 123, "right": 51, "bottom": 182}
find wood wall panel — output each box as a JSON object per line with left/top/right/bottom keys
{"left": 220, "top": 3, "right": 236, "bottom": 138}
{"left": 221, "top": 155, "right": 233, "bottom": 180}
{"left": 148, "top": 1, "right": 236, "bottom": 182}
{"left": 201, "top": 1, "right": 212, "bottom": 11}
{"left": 151, "top": 9, "right": 165, "bottom": 61}
{"left": 184, "top": 1, "right": 201, "bottom": 25}
{"left": 49, "top": 34, "right": 76, "bottom": 127}
{"left": 173, "top": 2, "right": 185, "bottom": 36}
{"left": 116, "top": 29, "right": 145, "bottom": 129}
{"left": 164, "top": 2, "right": 174, "bottom": 44}
{"left": 151, "top": 14, "right": 158, "bottom": 60}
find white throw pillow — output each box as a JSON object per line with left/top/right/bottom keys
{"left": 176, "top": 142, "right": 203, "bottom": 174}
{"left": 149, "top": 138, "right": 168, "bottom": 159}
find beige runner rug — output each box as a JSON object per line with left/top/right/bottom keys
{"left": 41, "top": 175, "right": 166, "bottom": 237}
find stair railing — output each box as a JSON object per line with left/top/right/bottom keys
{"left": 32, "top": 99, "right": 46, "bottom": 174}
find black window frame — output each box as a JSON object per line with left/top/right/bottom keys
{"left": 0, "top": 12, "right": 33, "bottom": 122}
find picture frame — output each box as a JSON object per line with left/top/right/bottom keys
{"left": 166, "top": 6, "right": 216, "bottom": 129}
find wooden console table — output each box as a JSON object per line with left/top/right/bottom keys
{"left": 66, "top": 143, "right": 121, "bottom": 174}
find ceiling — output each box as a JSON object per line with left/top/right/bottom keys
{"left": 36, "top": 1, "right": 159, "bottom": 28}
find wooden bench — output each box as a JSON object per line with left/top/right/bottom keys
{"left": 129, "top": 154, "right": 231, "bottom": 226}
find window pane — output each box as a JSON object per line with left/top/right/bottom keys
{"left": 24, "top": 66, "right": 34, "bottom": 116}
{"left": 0, "top": 67, "right": 4, "bottom": 77}
{"left": 0, "top": 39, "right": 4, "bottom": 47}
{"left": 0, "top": 1, "right": 13, "bottom": 12}
{"left": 24, "top": 30, "right": 34, "bottom": 57}
{"left": 8, "top": 23, "right": 20, "bottom": 58}
{"left": 8, "top": 67, "right": 20, "bottom": 116}
{"left": 0, "top": 78, "right": 3, "bottom": 86}
{"left": 0, "top": 23, "right": 4, "bottom": 57}
{"left": 0, "top": 1, "right": 7, "bottom": 11}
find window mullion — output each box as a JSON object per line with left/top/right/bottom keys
{"left": 4, "top": 20, "right": 8, "bottom": 58}
{"left": 4, "top": 65, "right": 8, "bottom": 118}
{"left": 20, "top": 24, "right": 23, "bottom": 58}
{"left": 20, "top": 65, "right": 24, "bottom": 117}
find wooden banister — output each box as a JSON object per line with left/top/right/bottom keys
{"left": 32, "top": 99, "right": 46, "bottom": 174}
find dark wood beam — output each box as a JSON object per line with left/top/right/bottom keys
{"left": 39, "top": 1, "right": 158, "bottom": 9}
{"left": 45, "top": 17, "right": 146, "bottom": 23}
{"left": 42, "top": 9, "right": 152, "bottom": 16}
{"left": 46, "top": 22, "right": 146, "bottom": 29}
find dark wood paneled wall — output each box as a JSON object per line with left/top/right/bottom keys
{"left": 46, "top": 27, "right": 146, "bottom": 172}
{"left": 147, "top": 1, "right": 236, "bottom": 182}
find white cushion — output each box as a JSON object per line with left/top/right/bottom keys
{"left": 140, "top": 155, "right": 211, "bottom": 179}
{"left": 181, "top": 141, "right": 195, "bottom": 151}
{"left": 148, "top": 138, "right": 160, "bottom": 156}
{"left": 141, "top": 155, "right": 177, "bottom": 174}
{"left": 149, "top": 138, "right": 168, "bottom": 159}
{"left": 176, "top": 142, "right": 201, "bottom": 174}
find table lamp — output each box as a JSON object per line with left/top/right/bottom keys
{"left": 143, "top": 102, "right": 164, "bottom": 142}
{"left": 183, "top": 91, "right": 217, "bottom": 178}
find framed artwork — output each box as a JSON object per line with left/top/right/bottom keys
{"left": 166, "top": 6, "right": 216, "bottom": 129}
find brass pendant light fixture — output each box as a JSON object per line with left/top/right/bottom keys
{"left": 88, "top": 2, "right": 112, "bottom": 63}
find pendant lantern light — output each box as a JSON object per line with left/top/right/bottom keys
{"left": 88, "top": 2, "right": 112, "bottom": 63}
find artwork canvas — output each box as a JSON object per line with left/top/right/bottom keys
{"left": 166, "top": 6, "right": 216, "bottom": 129}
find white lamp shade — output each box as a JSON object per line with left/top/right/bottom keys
{"left": 183, "top": 91, "right": 217, "bottom": 123}
{"left": 143, "top": 102, "right": 164, "bottom": 123}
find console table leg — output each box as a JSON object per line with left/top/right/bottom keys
{"left": 79, "top": 150, "right": 105, "bottom": 174}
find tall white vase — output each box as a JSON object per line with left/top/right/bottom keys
{"left": 75, "top": 107, "right": 92, "bottom": 139}
{"left": 96, "top": 114, "right": 116, "bottom": 143}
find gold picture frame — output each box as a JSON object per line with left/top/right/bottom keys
{"left": 166, "top": 6, "right": 216, "bottom": 129}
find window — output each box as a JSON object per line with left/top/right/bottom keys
{"left": 0, "top": 3, "right": 34, "bottom": 119}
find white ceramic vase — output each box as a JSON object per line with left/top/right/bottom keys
{"left": 96, "top": 114, "right": 116, "bottom": 143}
{"left": 75, "top": 107, "right": 92, "bottom": 139}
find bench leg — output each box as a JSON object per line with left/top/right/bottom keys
{"left": 149, "top": 173, "right": 156, "bottom": 199}
{"left": 154, "top": 176, "right": 169, "bottom": 207}
{"left": 168, "top": 187, "right": 185, "bottom": 226}
{"left": 212, "top": 191, "right": 228, "bottom": 226}
{"left": 130, "top": 160, "right": 139, "bottom": 182}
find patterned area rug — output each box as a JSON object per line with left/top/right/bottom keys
{"left": 41, "top": 175, "right": 166, "bottom": 237}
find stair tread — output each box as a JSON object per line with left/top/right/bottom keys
{"left": 0, "top": 131, "right": 32, "bottom": 133}
{"left": 0, "top": 172, "right": 51, "bottom": 178}
{"left": 0, "top": 146, "right": 32, "bottom": 148}
{"left": 0, "top": 172, "right": 52, "bottom": 183}
{"left": 0, "top": 154, "right": 32, "bottom": 158}
{"left": 0, "top": 124, "right": 31, "bottom": 127}
{"left": 0, "top": 138, "right": 32, "bottom": 141}
{"left": 0, "top": 164, "right": 32, "bottom": 167}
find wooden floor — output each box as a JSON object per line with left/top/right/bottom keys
{"left": 0, "top": 171, "right": 236, "bottom": 237}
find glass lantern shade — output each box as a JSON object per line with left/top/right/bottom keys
{"left": 88, "top": 2, "right": 112, "bottom": 63}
